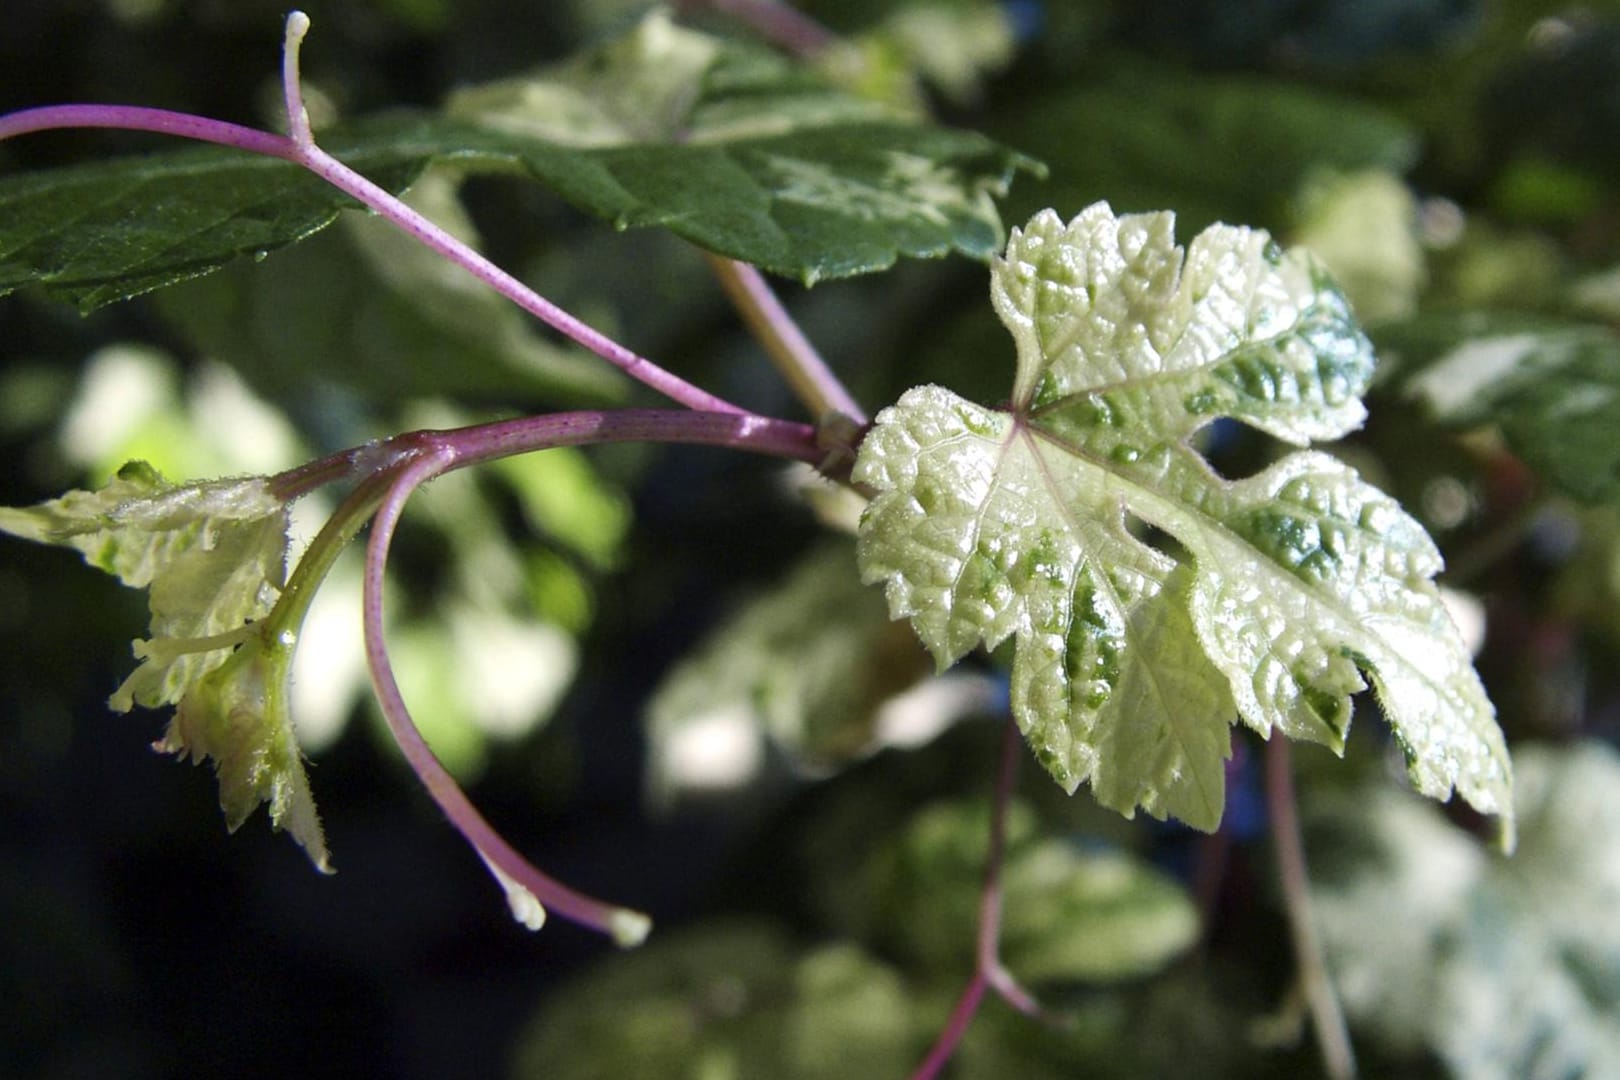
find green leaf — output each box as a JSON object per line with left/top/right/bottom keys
{"left": 155, "top": 633, "right": 328, "bottom": 871}
{"left": 1375, "top": 311, "right": 1620, "bottom": 505}
{"left": 855, "top": 203, "right": 1512, "bottom": 834}
{"left": 997, "top": 60, "right": 1418, "bottom": 235}
{"left": 0, "top": 461, "right": 327, "bottom": 868}
{"left": 511, "top": 922, "right": 919, "bottom": 1080}
{"left": 1309, "top": 741, "right": 1620, "bottom": 1079}
{"left": 865, "top": 799, "right": 1198, "bottom": 982}
{"left": 152, "top": 172, "right": 626, "bottom": 406}
{"left": 0, "top": 13, "right": 1034, "bottom": 312}
{"left": 444, "top": 8, "right": 1034, "bottom": 280}
{"left": 0, "top": 130, "right": 425, "bottom": 313}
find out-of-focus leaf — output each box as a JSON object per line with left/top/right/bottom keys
{"left": 646, "top": 542, "right": 931, "bottom": 792}
{"left": 1551, "top": 506, "right": 1620, "bottom": 644}
{"left": 857, "top": 204, "right": 1511, "bottom": 835}
{"left": 153, "top": 172, "right": 625, "bottom": 406}
{"left": 1310, "top": 741, "right": 1620, "bottom": 1079}
{"left": 863, "top": 799, "right": 1198, "bottom": 982}
{"left": 1291, "top": 169, "right": 1425, "bottom": 323}
{"left": 1485, "top": 155, "right": 1608, "bottom": 227}
{"left": 1376, "top": 312, "right": 1620, "bottom": 504}
{"left": 1421, "top": 220, "right": 1567, "bottom": 311}
{"left": 488, "top": 445, "right": 631, "bottom": 571}
{"left": 816, "top": 1, "right": 1018, "bottom": 109}
{"left": 1570, "top": 263, "right": 1620, "bottom": 323}
{"left": 510, "top": 922, "right": 919, "bottom": 1080}
{"left": 52, "top": 344, "right": 311, "bottom": 487}
{"left": 0, "top": 12, "right": 1035, "bottom": 311}
{"left": 997, "top": 61, "right": 1417, "bottom": 235}
{"left": 1119, "top": 0, "right": 1485, "bottom": 68}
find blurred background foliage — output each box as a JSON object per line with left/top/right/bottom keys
{"left": 2, "top": 0, "right": 1619, "bottom": 1077}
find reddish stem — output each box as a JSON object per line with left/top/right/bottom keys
{"left": 271, "top": 407, "right": 822, "bottom": 504}
{"left": 0, "top": 104, "right": 292, "bottom": 155}
{"left": 361, "top": 447, "right": 651, "bottom": 942}
{"left": 344, "top": 406, "right": 821, "bottom": 941}
{"left": 910, "top": 714, "right": 1038, "bottom": 1080}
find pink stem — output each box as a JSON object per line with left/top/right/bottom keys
{"left": 348, "top": 407, "right": 821, "bottom": 941}
{"left": 270, "top": 407, "right": 822, "bottom": 502}
{"left": 910, "top": 715, "right": 1036, "bottom": 1080}
{"left": 0, "top": 104, "right": 294, "bottom": 156}
{"left": 434, "top": 408, "right": 822, "bottom": 470}
{"left": 279, "top": 141, "right": 741, "bottom": 414}
{"left": 272, "top": 12, "right": 740, "bottom": 416}
{"left": 913, "top": 976, "right": 988, "bottom": 1080}
{"left": 362, "top": 448, "right": 650, "bottom": 942}
{"left": 704, "top": 253, "right": 867, "bottom": 425}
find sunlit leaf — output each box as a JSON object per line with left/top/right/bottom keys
{"left": 0, "top": 461, "right": 327, "bottom": 867}
{"left": 856, "top": 203, "right": 1512, "bottom": 834}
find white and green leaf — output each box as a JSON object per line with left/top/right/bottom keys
{"left": 1310, "top": 742, "right": 1620, "bottom": 1079}
{"left": 1376, "top": 311, "right": 1620, "bottom": 505}
{"left": 0, "top": 462, "right": 328, "bottom": 867}
{"left": 863, "top": 798, "right": 1199, "bottom": 983}
{"left": 646, "top": 542, "right": 933, "bottom": 794}
{"left": 855, "top": 203, "right": 1512, "bottom": 834}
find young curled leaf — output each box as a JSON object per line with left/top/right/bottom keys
{"left": 157, "top": 633, "right": 329, "bottom": 871}
{"left": 855, "top": 203, "right": 1513, "bottom": 839}
{"left": 0, "top": 461, "right": 328, "bottom": 868}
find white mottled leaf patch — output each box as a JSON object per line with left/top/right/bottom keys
{"left": 856, "top": 203, "right": 1512, "bottom": 836}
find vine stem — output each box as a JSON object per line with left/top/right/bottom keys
{"left": 703, "top": 253, "right": 867, "bottom": 426}
{"left": 3, "top": 7, "right": 838, "bottom": 945}
{"left": 1266, "top": 737, "right": 1357, "bottom": 1080}
{"left": 0, "top": 11, "right": 742, "bottom": 416}
{"left": 337, "top": 408, "right": 818, "bottom": 941}
{"left": 270, "top": 408, "right": 822, "bottom": 504}
{"left": 909, "top": 714, "right": 1043, "bottom": 1080}
{"left": 360, "top": 446, "right": 651, "bottom": 943}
